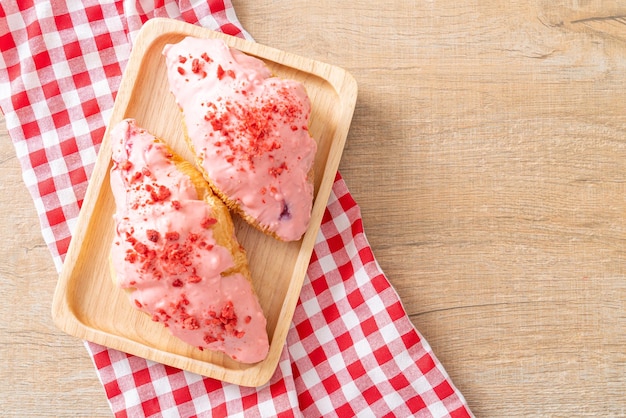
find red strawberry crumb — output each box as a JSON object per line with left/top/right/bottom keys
{"left": 201, "top": 217, "right": 217, "bottom": 228}
{"left": 221, "top": 301, "right": 235, "bottom": 320}
{"left": 131, "top": 171, "right": 143, "bottom": 182}
{"left": 191, "top": 58, "right": 201, "bottom": 73}
{"left": 134, "top": 242, "right": 148, "bottom": 255}
{"left": 150, "top": 185, "right": 171, "bottom": 202}
{"left": 165, "top": 231, "right": 179, "bottom": 241}
{"left": 183, "top": 317, "right": 199, "bottom": 330}
{"left": 146, "top": 229, "right": 159, "bottom": 242}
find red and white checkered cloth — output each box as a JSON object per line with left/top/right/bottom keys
{"left": 0, "top": 1, "right": 472, "bottom": 417}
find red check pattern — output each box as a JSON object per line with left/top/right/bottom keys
{"left": 1, "top": 1, "right": 472, "bottom": 417}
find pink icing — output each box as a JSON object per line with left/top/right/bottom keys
{"left": 162, "top": 37, "right": 317, "bottom": 241}
{"left": 109, "top": 119, "right": 269, "bottom": 363}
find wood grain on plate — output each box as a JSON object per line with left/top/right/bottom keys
{"left": 51, "top": 18, "right": 357, "bottom": 387}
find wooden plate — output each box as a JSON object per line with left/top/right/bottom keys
{"left": 51, "top": 18, "right": 357, "bottom": 387}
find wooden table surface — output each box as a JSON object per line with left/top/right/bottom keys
{"left": 2, "top": 1, "right": 625, "bottom": 416}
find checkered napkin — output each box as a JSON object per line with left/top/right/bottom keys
{"left": 0, "top": 1, "right": 472, "bottom": 416}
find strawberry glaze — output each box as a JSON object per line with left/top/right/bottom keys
{"left": 110, "top": 119, "right": 269, "bottom": 363}
{"left": 163, "top": 37, "right": 317, "bottom": 241}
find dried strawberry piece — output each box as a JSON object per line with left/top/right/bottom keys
{"left": 191, "top": 58, "right": 201, "bottom": 74}
{"left": 150, "top": 184, "right": 171, "bottom": 202}
{"left": 201, "top": 217, "right": 217, "bottom": 228}
{"left": 146, "top": 229, "right": 159, "bottom": 242}
{"left": 188, "top": 275, "right": 202, "bottom": 283}
{"left": 165, "top": 231, "right": 180, "bottom": 241}
{"left": 133, "top": 242, "right": 148, "bottom": 255}
{"left": 183, "top": 316, "right": 199, "bottom": 330}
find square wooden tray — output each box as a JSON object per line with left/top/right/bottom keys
{"left": 52, "top": 18, "right": 357, "bottom": 387}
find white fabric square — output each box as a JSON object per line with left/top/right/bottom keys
{"left": 60, "top": 88, "right": 81, "bottom": 109}
{"left": 367, "top": 365, "right": 388, "bottom": 386}
{"left": 352, "top": 338, "right": 372, "bottom": 358}
{"left": 223, "top": 384, "right": 243, "bottom": 402}
{"left": 341, "top": 380, "right": 361, "bottom": 403}
{"left": 65, "top": 208, "right": 79, "bottom": 235}
{"left": 328, "top": 282, "right": 347, "bottom": 303}
{"left": 35, "top": 2, "right": 53, "bottom": 18}
{"left": 316, "top": 253, "right": 338, "bottom": 274}
{"left": 69, "top": 116, "right": 90, "bottom": 138}
{"left": 121, "top": 387, "right": 141, "bottom": 409}
{"left": 48, "top": 156, "right": 68, "bottom": 177}
{"left": 394, "top": 349, "right": 418, "bottom": 372}
{"left": 427, "top": 400, "right": 449, "bottom": 417}
{"left": 83, "top": 50, "right": 104, "bottom": 71}
{"left": 327, "top": 352, "right": 346, "bottom": 374}
{"left": 73, "top": 22, "right": 95, "bottom": 42}
{"left": 5, "top": 9, "right": 25, "bottom": 33}
{"left": 314, "top": 324, "right": 335, "bottom": 346}
{"left": 288, "top": 340, "right": 308, "bottom": 361}
{"left": 191, "top": 394, "right": 211, "bottom": 415}
{"left": 365, "top": 293, "right": 386, "bottom": 316}
{"left": 378, "top": 322, "right": 401, "bottom": 343}
{"left": 111, "top": 356, "right": 132, "bottom": 378}
{"left": 256, "top": 398, "right": 277, "bottom": 417}
{"left": 66, "top": 1, "right": 87, "bottom": 13}
{"left": 41, "top": 28, "right": 63, "bottom": 50}
{"left": 299, "top": 366, "right": 322, "bottom": 388}
{"left": 314, "top": 393, "right": 335, "bottom": 416}
{"left": 22, "top": 167, "right": 38, "bottom": 188}
{"left": 333, "top": 211, "right": 350, "bottom": 232}
{"left": 301, "top": 295, "right": 322, "bottom": 318}
{"left": 40, "top": 225, "right": 55, "bottom": 246}
{"left": 382, "top": 389, "right": 405, "bottom": 411}
{"left": 341, "top": 309, "right": 360, "bottom": 329}
{"left": 152, "top": 376, "right": 173, "bottom": 396}
{"left": 91, "top": 78, "right": 112, "bottom": 98}
{"left": 79, "top": 142, "right": 98, "bottom": 166}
